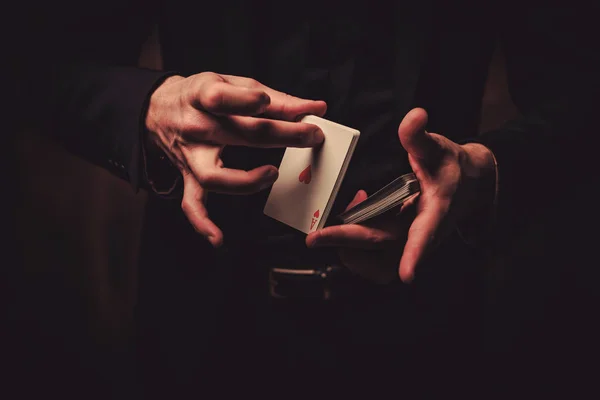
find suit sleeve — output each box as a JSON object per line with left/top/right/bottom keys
{"left": 14, "top": 2, "right": 176, "bottom": 191}
{"left": 467, "top": 4, "right": 600, "bottom": 250}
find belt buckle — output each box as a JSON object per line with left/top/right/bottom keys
{"left": 268, "top": 265, "right": 347, "bottom": 300}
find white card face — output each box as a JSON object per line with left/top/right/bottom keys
{"left": 263, "top": 115, "right": 359, "bottom": 234}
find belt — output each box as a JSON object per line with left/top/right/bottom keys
{"left": 268, "top": 264, "right": 358, "bottom": 301}
{"left": 235, "top": 234, "right": 363, "bottom": 301}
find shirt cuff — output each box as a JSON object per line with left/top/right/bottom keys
{"left": 138, "top": 72, "right": 184, "bottom": 198}
{"left": 141, "top": 132, "right": 183, "bottom": 198}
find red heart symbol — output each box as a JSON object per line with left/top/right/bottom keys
{"left": 299, "top": 165, "right": 312, "bottom": 184}
{"left": 313, "top": 209, "right": 320, "bottom": 218}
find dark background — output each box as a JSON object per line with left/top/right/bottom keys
{"left": 6, "top": 26, "right": 597, "bottom": 397}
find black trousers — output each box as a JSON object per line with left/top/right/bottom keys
{"left": 136, "top": 198, "right": 484, "bottom": 397}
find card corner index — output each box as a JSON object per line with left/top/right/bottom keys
{"left": 263, "top": 116, "right": 360, "bottom": 234}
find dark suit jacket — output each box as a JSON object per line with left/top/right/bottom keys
{"left": 12, "top": 0, "right": 600, "bottom": 395}
{"left": 16, "top": 0, "right": 598, "bottom": 243}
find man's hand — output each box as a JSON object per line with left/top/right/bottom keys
{"left": 306, "top": 108, "right": 496, "bottom": 283}
{"left": 146, "top": 72, "right": 327, "bottom": 247}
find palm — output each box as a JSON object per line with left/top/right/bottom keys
{"left": 329, "top": 190, "right": 415, "bottom": 284}
{"left": 307, "top": 108, "right": 465, "bottom": 283}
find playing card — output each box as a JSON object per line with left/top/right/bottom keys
{"left": 337, "top": 172, "right": 421, "bottom": 225}
{"left": 263, "top": 115, "right": 360, "bottom": 234}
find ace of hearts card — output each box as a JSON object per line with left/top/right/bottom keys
{"left": 263, "top": 115, "right": 360, "bottom": 234}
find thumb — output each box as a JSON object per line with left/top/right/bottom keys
{"left": 345, "top": 190, "right": 368, "bottom": 211}
{"left": 398, "top": 206, "right": 444, "bottom": 283}
{"left": 398, "top": 108, "right": 440, "bottom": 161}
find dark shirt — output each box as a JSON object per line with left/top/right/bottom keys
{"left": 13, "top": 2, "right": 600, "bottom": 393}
{"left": 161, "top": 3, "right": 408, "bottom": 268}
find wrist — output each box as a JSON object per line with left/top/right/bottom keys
{"left": 141, "top": 127, "right": 182, "bottom": 196}
{"left": 142, "top": 74, "right": 186, "bottom": 196}
{"left": 145, "top": 75, "right": 186, "bottom": 134}
{"left": 140, "top": 73, "right": 184, "bottom": 197}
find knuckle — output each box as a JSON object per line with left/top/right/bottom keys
{"left": 245, "top": 77, "right": 262, "bottom": 88}
{"left": 257, "top": 118, "right": 272, "bottom": 131}
{"left": 197, "top": 71, "right": 220, "bottom": 81}
{"left": 246, "top": 119, "right": 271, "bottom": 140}
{"left": 255, "top": 90, "right": 271, "bottom": 107}
{"left": 277, "top": 101, "right": 289, "bottom": 117}
{"left": 201, "top": 84, "right": 225, "bottom": 111}
{"left": 187, "top": 74, "right": 206, "bottom": 98}
{"left": 180, "top": 114, "right": 217, "bottom": 142}
{"left": 181, "top": 199, "right": 192, "bottom": 214}
{"left": 194, "top": 169, "right": 215, "bottom": 185}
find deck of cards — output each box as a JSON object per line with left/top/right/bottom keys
{"left": 337, "top": 172, "right": 420, "bottom": 225}
{"left": 263, "top": 115, "right": 360, "bottom": 234}
{"left": 263, "top": 115, "right": 422, "bottom": 233}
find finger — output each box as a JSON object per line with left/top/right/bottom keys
{"left": 345, "top": 190, "right": 368, "bottom": 211}
{"left": 265, "top": 93, "right": 327, "bottom": 121}
{"left": 181, "top": 144, "right": 279, "bottom": 194}
{"left": 216, "top": 116, "right": 324, "bottom": 148}
{"left": 181, "top": 173, "right": 224, "bottom": 247}
{"left": 306, "top": 224, "right": 396, "bottom": 250}
{"left": 183, "top": 147, "right": 278, "bottom": 195}
{"left": 396, "top": 192, "right": 419, "bottom": 215}
{"left": 197, "top": 165, "right": 279, "bottom": 194}
{"left": 398, "top": 108, "right": 441, "bottom": 161}
{"left": 193, "top": 79, "right": 271, "bottom": 116}
{"left": 221, "top": 75, "right": 327, "bottom": 120}
{"left": 398, "top": 205, "right": 446, "bottom": 283}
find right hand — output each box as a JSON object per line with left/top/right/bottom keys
{"left": 145, "top": 72, "right": 327, "bottom": 247}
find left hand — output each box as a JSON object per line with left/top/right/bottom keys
{"left": 307, "top": 189, "right": 418, "bottom": 284}
{"left": 306, "top": 108, "right": 497, "bottom": 283}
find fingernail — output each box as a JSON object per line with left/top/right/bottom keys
{"left": 207, "top": 234, "right": 223, "bottom": 248}
{"left": 401, "top": 272, "right": 414, "bottom": 284}
{"left": 311, "top": 129, "right": 325, "bottom": 146}
{"left": 259, "top": 168, "right": 279, "bottom": 190}
{"left": 258, "top": 91, "right": 270, "bottom": 104}
{"left": 265, "top": 167, "right": 279, "bottom": 182}
{"left": 257, "top": 92, "right": 271, "bottom": 112}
